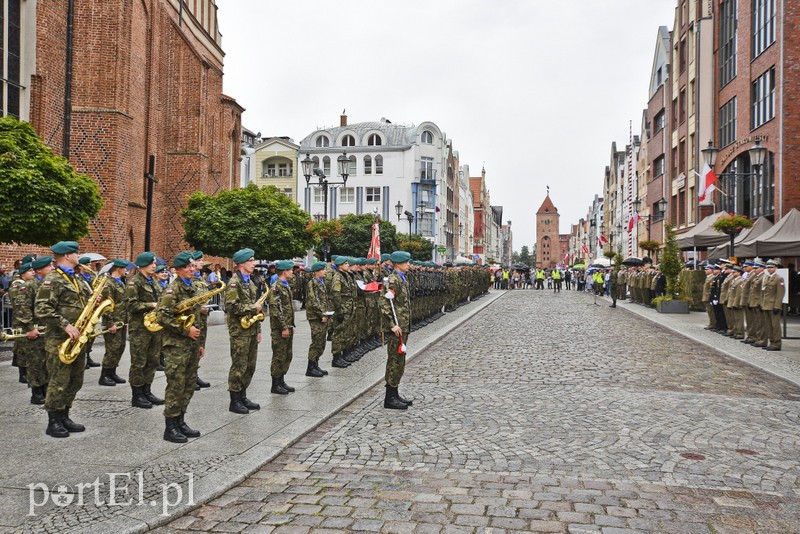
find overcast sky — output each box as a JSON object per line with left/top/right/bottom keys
{"left": 217, "top": 0, "right": 677, "bottom": 250}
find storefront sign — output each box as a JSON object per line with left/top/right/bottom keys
{"left": 720, "top": 135, "right": 769, "bottom": 167}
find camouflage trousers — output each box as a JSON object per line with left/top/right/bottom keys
{"left": 228, "top": 334, "right": 259, "bottom": 392}
{"left": 355, "top": 304, "right": 367, "bottom": 342}
{"left": 44, "top": 338, "right": 86, "bottom": 411}
{"left": 15, "top": 337, "right": 48, "bottom": 387}
{"left": 270, "top": 328, "right": 293, "bottom": 377}
{"left": 307, "top": 319, "right": 328, "bottom": 362}
{"left": 163, "top": 338, "right": 200, "bottom": 418}
{"left": 331, "top": 312, "right": 351, "bottom": 354}
{"left": 384, "top": 330, "right": 409, "bottom": 388}
{"left": 128, "top": 328, "right": 160, "bottom": 387}
{"left": 102, "top": 327, "right": 127, "bottom": 369}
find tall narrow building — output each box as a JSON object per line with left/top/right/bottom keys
{"left": 535, "top": 193, "right": 560, "bottom": 269}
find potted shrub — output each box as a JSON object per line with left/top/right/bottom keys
{"left": 656, "top": 222, "right": 689, "bottom": 314}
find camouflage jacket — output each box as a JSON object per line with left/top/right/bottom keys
{"left": 305, "top": 277, "right": 331, "bottom": 321}
{"left": 379, "top": 272, "right": 411, "bottom": 334}
{"left": 156, "top": 277, "right": 201, "bottom": 344}
{"left": 10, "top": 278, "right": 34, "bottom": 330}
{"left": 330, "top": 268, "right": 356, "bottom": 315}
{"left": 269, "top": 279, "right": 294, "bottom": 331}
{"left": 102, "top": 274, "right": 128, "bottom": 325}
{"left": 225, "top": 270, "right": 261, "bottom": 337}
{"left": 35, "top": 267, "right": 92, "bottom": 339}
{"left": 125, "top": 272, "right": 160, "bottom": 331}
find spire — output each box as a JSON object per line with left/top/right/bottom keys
{"left": 536, "top": 194, "right": 558, "bottom": 215}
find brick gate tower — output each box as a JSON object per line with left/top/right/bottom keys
{"left": 535, "top": 192, "right": 560, "bottom": 269}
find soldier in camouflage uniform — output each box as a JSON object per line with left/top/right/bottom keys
{"left": 269, "top": 260, "right": 296, "bottom": 394}
{"left": 155, "top": 264, "right": 169, "bottom": 370}
{"left": 363, "top": 258, "right": 382, "bottom": 349}
{"left": 305, "top": 262, "right": 331, "bottom": 378}
{"left": 76, "top": 257, "right": 102, "bottom": 369}
{"left": 10, "top": 261, "right": 45, "bottom": 404}
{"left": 158, "top": 251, "right": 203, "bottom": 443}
{"left": 351, "top": 258, "right": 369, "bottom": 359}
{"left": 379, "top": 251, "right": 413, "bottom": 410}
{"left": 746, "top": 260, "right": 766, "bottom": 345}
{"left": 126, "top": 252, "right": 164, "bottom": 409}
{"left": 22, "top": 256, "right": 54, "bottom": 403}
{"left": 329, "top": 256, "right": 355, "bottom": 368}
{"left": 225, "top": 248, "right": 263, "bottom": 413}
{"left": 98, "top": 259, "right": 130, "bottom": 386}
{"left": 34, "top": 242, "right": 91, "bottom": 438}
{"left": 191, "top": 252, "right": 212, "bottom": 390}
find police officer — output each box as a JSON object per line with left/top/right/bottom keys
{"left": 98, "top": 259, "right": 129, "bottom": 386}
{"left": 269, "top": 260, "right": 296, "bottom": 394}
{"left": 379, "top": 251, "right": 413, "bottom": 410}
{"left": 305, "top": 262, "right": 331, "bottom": 378}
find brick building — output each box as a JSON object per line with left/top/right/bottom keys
{"left": 534, "top": 194, "right": 560, "bottom": 269}
{"left": 0, "top": 0, "right": 242, "bottom": 264}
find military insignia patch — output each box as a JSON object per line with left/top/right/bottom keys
{"left": 128, "top": 282, "right": 135, "bottom": 286}
{"left": 230, "top": 283, "right": 237, "bottom": 287}
{"left": 44, "top": 280, "right": 51, "bottom": 285}
{"left": 20, "top": 286, "right": 26, "bottom": 291}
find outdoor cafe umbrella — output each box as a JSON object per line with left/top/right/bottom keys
{"left": 621, "top": 256, "right": 644, "bottom": 266}
{"left": 571, "top": 263, "right": 586, "bottom": 270}
{"left": 79, "top": 252, "right": 107, "bottom": 263}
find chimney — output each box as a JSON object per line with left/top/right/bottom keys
{"left": 340, "top": 110, "right": 347, "bottom": 127}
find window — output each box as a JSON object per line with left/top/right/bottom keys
{"left": 366, "top": 187, "right": 381, "bottom": 202}
{"left": 283, "top": 188, "right": 293, "bottom": 200}
{"left": 375, "top": 155, "right": 383, "bottom": 174}
{"left": 690, "top": 80, "right": 695, "bottom": 116}
{"left": 720, "top": 0, "right": 737, "bottom": 87}
{"left": 679, "top": 87, "right": 686, "bottom": 124}
{"left": 679, "top": 139, "right": 686, "bottom": 174}
{"left": 672, "top": 98, "right": 678, "bottom": 130}
{"left": 752, "top": 67, "right": 775, "bottom": 130}
{"left": 364, "top": 155, "right": 372, "bottom": 175}
{"left": 312, "top": 156, "right": 320, "bottom": 173}
{"left": 1, "top": 0, "right": 22, "bottom": 117}
{"left": 263, "top": 163, "right": 275, "bottom": 177}
{"left": 348, "top": 155, "right": 356, "bottom": 175}
{"left": 278, "top": 163, "right": 291, "bottom": 177}
{"left": 323, "top": 156, "right": 331, "bottom": 175}
{"left": 340, "top": 187, "right": 355, "bottom": 203}
{"left": 313, "top": 187, "right": 324, "bottom": 203}
{"left": 367, "top": 134, "right": 382, "bottom": 146}
{"left": 752, "top": 0, "right": 776, "bottom": 58}
{"left": 679, "top": 38, "right": 686, "bottom": 73}
{"left": 315, "top": 136, "right": 330, "bottom": 147}
{"left": 421, "top": 130, "right": 433, "bottom": 144}
{"left": 653, "top": 110, "right": 665, "bottom": 133}
{"left": 719, "top": 97, "right": 737, "bottom": 147}
{"left": 654, "top": 155, "right": 665, "bottom": 177}
{"left": 420, "top": 157, "right": 434, "bottom": 180}
{"left": 341, "top": 134, "right": 355, "bottom": 147}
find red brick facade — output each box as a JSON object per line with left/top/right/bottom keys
{"left": 1, "top": 0, "right": 242, "bottom": 266}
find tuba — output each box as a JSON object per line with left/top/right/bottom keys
{"left": 58, "top": 275, "right": 114, "bottom": 364}
{"left": 240, "top": 287, "right": 271, "bottom": 329}
{"left": 144, "top": 281, "right": 226, "bottom": 332}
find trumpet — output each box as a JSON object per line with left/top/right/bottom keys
{"left": 89, "top": 321, "right": 126, "bottom": 339}
{"left": 1, "top": 326, "right": 46, "bottom": 341}
{"left": 240, "top": 287, "right": 271, "bottom": 329}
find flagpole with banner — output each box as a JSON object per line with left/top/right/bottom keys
{"left": 366, "top": 210, "right": 385, "bottom": 345}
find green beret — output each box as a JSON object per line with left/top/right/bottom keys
{"left": 18, "top": 262, "right": 32, "bottom": 274}
{"left": 380, "top": 253, "right": 391, "bottom": 262}
{"left": 192, "top": 251, "right": 204, "bottom": 260}
{"left": 51, "top": 241, "right": 79, "bottom": 255}
{"left": 233, "top": 248, "right": 255, "bottom": 264}
{"left": 311, "top": 262, "right": 326, "bottom": 272}
{"left": 21, "top": 254, "right": 36, "bottom": 264}
{"left": 366, "top": 258, "right": 377, "bottom": 265}
{"left": 155, "top": 264, "right": 168, "bottom": 273}
{"left": 173, "top": 251, "right": 194, "bottom": 268}
{"left": 135, "top": 251, "right": 156, "bottom": 267}
{"left": 354, "top": 258, "right": 364, "bottom": 266}
{"left": 275, "top": 260, "right": 294, "bottom": 271}
{"left": 31, "top": 256, "right": 53, "bottom": 269}
{"left": 78, "top": 256, "right": 91, "bottom": 265}
{"left": 111, "top": 258, "right": 129, "bottom": 268}
{"left": 390, "top": 251, "right": 412, "bottom": 264}
{"left": 334, "top": 256, "right": 349, "bottom": 266}
{"left": 331, "top": 255, "right": 339, "bottom": 260}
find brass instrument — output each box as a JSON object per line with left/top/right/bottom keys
{"left": 1, "top": 326, "right": 46, "bottom": 341}
{"left": 144, "top": 281, "right": 226, "bottom": 332}
{"left": 89, "top": 321, "right": 126, "bottom": 339}
{"left": 58, "top": 276, "right": 114, "bottom": 364}
{"left": 240, "top": 287, "right": 271, "bottom": 329}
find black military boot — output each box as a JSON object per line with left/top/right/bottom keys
{"left": 109, "top": 367, "right": 126, "bottom": 384}
{"left": 178, "top": 413, "right": 200, "bottom": 438}
{"left": 30, "top": 385, "right": 45, "bottom": 405}
{"left": 163, "top": 417, "right": 187, "bottom": 443}
{"left": 157, "top": 354, "right": 166, "bottom": 372}
{"left": 196, "top": 376, "right": 211, "bottom": 388}
{"left": 343, "top": 349, "right": 358, "bottom": 363}
{"left": 280, "top": 376, "right": 295, "bottom": 393}
{"left": 229, "top": 390, "right": 249, "bottom": 413}
{"left": 62, "top": 408, "right": 85, "bottom": 432}
{"left": 396, "top": 388, "right": 414, "bottom": 406}
{"left": 315, "top": 361, "right": 329, "bottom": 375}
{"left": 131, "top": 385, "right": 153, "bottom": 409}
{"left": 383, "top": 386, "right": 408, "bottom": 410}
{"left": 18, "top": 365, "right": 27, "bottom": 384}
{"left": 331, "top": 353, "right": 349, "bottom": 368}
{"left": 270, "top": 376, "right": 289, "bottom": 395}
{"left": 306, "top": 360, "right": 325, "bottom": 378}
{"left": 99, "top": 368, "right": 116, "bottom": 387}
{"left": 46, "top": 411, "right": 69, "bottom": 438}
{"left": 241, "top": 389, "right": 260, "bottom": 410}
{"left": 85, "top": 354, "right": 101, "bottom": 368}
{"left": 143, "top": 384, "right": 164, "bottom": 405}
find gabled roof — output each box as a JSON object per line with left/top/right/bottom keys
{"left": 536, "top": 194, "right": 558, "bottom": 215}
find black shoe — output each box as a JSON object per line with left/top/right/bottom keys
{"left": 241, "top": 388, "right": 260, "bottom": 410}
{"left": 46, "top": 411, "right": 69, "bottom": 438}
{"left": 384, "top": 386, "right": 407, "bottom": 410}
{"left": 609, "top": 304, "right": 616, "bottom": 308}
{"left": 343, "top": 350, "right": 358, "bottom": 363}
{"left": 110, "top": 367, "right": 126, "bottom": 384}
{"left": 280, "top": 376, "right": 295, "bottom": 393}
{"left": 196, "top": 376, "right": 211, "bottom": 388}
{"left": 270, "top": 377, "right": 289, "bottom": 395}
{"left": 765, "top": 346, "right": 781, "bottom": 351}
{"left": 143, "top": 384, "right": 164, "bottom": 405}
{"left": 315, "top": 362, "right": 329, "bottom": 375}
{"left": 396, "top": 389, "right": 413, "bottom": 406}
{"left": 163, "top": 417, "right": 188, "bottom": 443}
{"left": 306, "top": 361, "right": 325, "bottom": 378}
{"left": 18, "top": 366, "right": 28, "bottom": 384}
{"left": 61, "top": 408, "right": 85, "bottom": 432}
{"left": 30, "top": 386, "right": 45, "bottom": 405}
{"left": 332, "top": 355, "right": 349, "bottom": 368}
{"left": 131, "top": 386, "right": 153, "bottom": 409}
{"left": 195, "top": 383, "right": 201, "bottom": 391}
{"left": 99, "top": 368, "right": 117, "bottom": 387}
{"left": 229, "top": 390, "right": 249, "bottom": 413}
{"left": 85, "top": 355, "right": 101, "bottom": 368}
{"left": 178, "top": 413, "right": 200, "bottom": 438}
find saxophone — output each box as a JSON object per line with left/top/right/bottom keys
{"left": 58, "top": 275, "right": 114, "bottom": 364}
{"left": 144, "top": 281, "right": 226, "bottom": 332}
{"left": 240, "top": 287, "right": 271, "bottom": 329}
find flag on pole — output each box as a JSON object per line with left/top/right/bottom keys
{"left": 627, "top": 212, "right": 640, "bottom": 233}
{"left": 698, "top": 163, "right": 718, "bottom": 202}
{"left": 367, "top": 220, "right": 381, "bottom": 260}
{"left": 598, "top": 233, "right": 609, "bottom": 247}
{"left": 581, "top": 244, "right": 589, "bottom": 255}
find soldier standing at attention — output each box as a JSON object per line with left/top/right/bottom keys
{"left": 155, "top": 264, "right": 169, "bottom": 371}
{"left": 191, "top": 252, "right": 212, "bottom": 390}
{"left": 34, "top": 241, "right": 91, "bottom": 438}
{"left": 702, "top": 265, "right": 716, "bottom": 330}
{"left": 380, "top": 251, "right": 413, "bottom": 410}
{"left": 761, "top": 259, "right": 786, "bottom": 351}
{"left": 305, "top": 262, "right": 331, "bottom": 378}
{"left": 158, "top": 251, "right": 203, "bottom": 443}
{"left": 269, "top": 260, "right": 296, "bottom": 394}
{"left": 98, "top": 259, "right": 129, "bottom": 386}
{"left": 225, "top": 248, "right": 263, "bottom": 413}
{"left": 21, "top": 257, "right": 54, "bottom": 404}
{"left": 329, "top": 256, "right": 353, "bottom": 369}
{"left": 125, "top": 252, "right": 164, "bottom": 409}
{"left": 10, "top": 262, "right": 42, "bottom": 404}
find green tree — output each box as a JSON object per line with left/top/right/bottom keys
{"left": 519, "top": 245, "right": 533, "bottom": 267}
{"left": 0, "top": 116, "right": 103, "bottom": 245}
{"left": 511, "top": 251, "right": 521, "bottom": 264}
{"left": 396, "top": 233, "right": 435, "bottom": 261}
{"left": 183, "top": 183, "right": 312, "bottom": 259}
{"left": 660, "top": 222, "right": 683, "bottom": 298}
{"left": 326, "top": 214, "right": 399, "bottom": 258}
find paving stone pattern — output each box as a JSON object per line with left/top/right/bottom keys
{"left": 162, "top": 290, "right": 800, "bottom": 533}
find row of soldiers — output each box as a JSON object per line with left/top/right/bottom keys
{"left": 615, "top": 265, "right": 667, "bottom": 306}
{"left": 703, "top": 258, "right": 785, "bottom": 351}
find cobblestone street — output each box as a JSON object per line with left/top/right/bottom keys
{"left": 162, "top": 290, "right": 800, "bottom": 534}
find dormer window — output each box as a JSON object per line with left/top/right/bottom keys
{"left": 342, "top": 134, "right": 356, "bottom": 147}
{"left": 315, "top": 136, "right": 330, "bottom": 147}
{"left": 367, "top": 134, "right": 382, "bottom": 146}
{"left": 421, "top": 131, "right": 434, "bottom": 144}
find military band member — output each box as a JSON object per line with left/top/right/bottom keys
{"left": 155, "top": 264, "right": 170, "bottom": 371}
{"left": 225, "top": 248, "right": 263, "bottom": 413}
{"left": 305, "top": 262, "right": 331, "bottom": 378}
{"left": 76, "top": 256, "right": 102, "bottom": 369}
{"left": 191, "top": 251, "right": 212, "bottom": 390}
{"left": 269, "top": 260, "right": 296, "bottom": 394}
{"left": 761, "top": 259, "right": 785, "bottom": 351}
{"left": 9, "top": 262, "right": 42, "bottom": 403}
{"left": 379, "top": 251, "right": 413, "bottom": 410}
{"left": 98, "top": 259, "right": 129, "bottom": 386}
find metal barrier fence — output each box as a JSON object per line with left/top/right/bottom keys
{"left": 1, "top": 298, "right": 11, "bottom": 332}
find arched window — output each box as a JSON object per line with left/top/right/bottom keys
{"left": 315, "top": 136, "right": 330, "bottom": 147}
{"left": 367, "top": 134, "right": 382, "bottom": 146}
{"left": 348, "top": 155, "right": 357, "bottom": 175}
{"left": 312, "top": 156, "right": 320, "bottom": 173}
{"left": 342, "top": 134, "right": 356, "bottom": 147}
{"left": 421, "top": 130, "right": 434, "bottom": 144}
{"left": 375, "top": 155, "right": 383, "bottom": 175}
{"left": 364, "top": 155, "right": 372, "bottom": 175}
{"left": 323, "top": 156, "right": 331, "bottom": 175}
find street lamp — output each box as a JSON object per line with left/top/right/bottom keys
{"left": 630, "top": 197, "right": 668, "bottom": 255}
{"left": 302, "top": 152, "right": 350, "bottom": 221}
{"left": 395, "top": 200, "right": 414, "bottom": 234}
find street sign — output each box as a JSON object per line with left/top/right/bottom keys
{"left": 437, "top": 247, "right": 446, "bottom": 253}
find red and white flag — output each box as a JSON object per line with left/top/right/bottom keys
{"left": 627, "top": 211, "right": 640, "bottom": 233}
{"left": 598, "top": 233, "right": 609, "bottom": 247}
{"left": 581, "top": 244, "right": 589, "bottom": 255}
{"left": 367, "top": 220, "right": 381, "bottom": 259}
{"left": 698, "top": 163, "right": 718, "bottom": 202}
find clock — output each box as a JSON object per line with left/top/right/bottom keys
{"left": 543, "top": 219, "right": 551, "bottom": 225}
